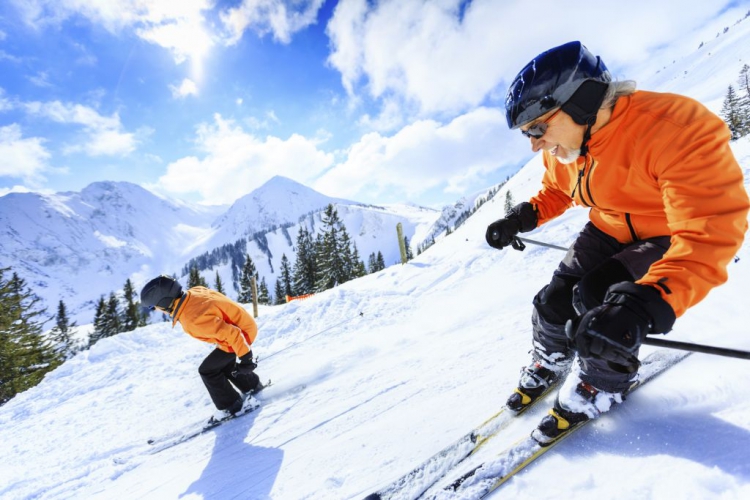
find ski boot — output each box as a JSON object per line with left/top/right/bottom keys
{"left": 506, "top": 359, "right": 569, "bottom": 413}
{"left": 207, "top": 393, "right": 260, "bottom": 425}
{"left": 531, "top": 372, "right": 624, "bottom": 446}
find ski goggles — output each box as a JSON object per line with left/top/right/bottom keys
{"left": 521, "top": 108, "right": 562, "bottom": 139}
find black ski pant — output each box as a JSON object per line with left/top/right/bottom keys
{"left": 531, "top": 222, "right": 671, "bottom": 393}
{"left": 198, "top": 348, "right": 260, "bottom": 410}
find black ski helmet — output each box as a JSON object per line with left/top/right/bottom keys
{"left": 505, "top": 41, "right": 611, "bottom": 130}
{"left": 140, "top": 275, "right": 183, "bottom": 312}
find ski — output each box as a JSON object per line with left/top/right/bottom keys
{"left": 142, "top": 381, "right": 306, "bottom": 455}
{"left": 362, "top": 373, "right": 564, "bottom": 500}
{"left": 433, "top": 349, "right": 691, "bottom": 499}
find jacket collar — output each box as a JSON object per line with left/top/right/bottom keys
{"left": 588, "top": 93, "right": 632, "bottom": 154}
{"left": 171, "top": 291, "right": 189, "bottom": 326}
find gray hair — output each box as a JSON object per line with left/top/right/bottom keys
{"left": 601, "top": 80, "right": 637, "bottom": 109}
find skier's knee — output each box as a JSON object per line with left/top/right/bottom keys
{"left": 533, "top": 275, "right": 577, "bottom": 326}
{"left": 573, "top": 258, "right": 633, "bottom": 314}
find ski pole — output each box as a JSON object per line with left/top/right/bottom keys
{"left": 488, "top": 230, "right": 569, "bottom": 252}
{"left": 515, "top": 236, "right": 568, "bottom": 252}
{"left": 503, "top": 234, "right": 749, "bottom": 359}
{"left": 642, "top": 337, "right": 750, "bottom": 360}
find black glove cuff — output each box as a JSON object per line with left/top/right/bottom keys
{"left": 507, "top": 202, "right": 538, "bottom": 233}
{"left": 605, "top": 282, "right": 676, "bottom": 333}
{"left": 239, "top": 351, "right": 254, "bottom": 363}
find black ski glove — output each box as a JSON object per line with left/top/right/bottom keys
{"left": 485, "top": 202, "right": 538, "bottom": 250}
{"left": 232, "top": 351, "right": 257, "bottom": 377}
{"left": 566, "top": 282, "right": 676, "bottom": 366}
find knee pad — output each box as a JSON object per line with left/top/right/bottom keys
{"left": 573, "top": 258, "right": 633, "bottom": 315}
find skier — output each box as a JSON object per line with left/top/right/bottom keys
{"left": 140, "top": 275, "right": 264, "bottom": 423}
{"left": 487, "top": 41, "right": 749, "bottom": 443}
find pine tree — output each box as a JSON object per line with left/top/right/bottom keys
{"left": 122, "top": 279, "right": 140, "bottom": 332}
{"left": 504, "top": 190, "right": 515, "bottom": 214}
{"left": 721, "top": 85, "right": 744, "bottom": 140}
{"left": 103, "top": 293, "right": 122, "bottom": 337}
{"left": 368, "top": 252, "right": 378, "bottom": 274}
{"left": 350, "top": 242, "right": 367, "bottom": 278}
{"left": 403, "top": 236, "right": 414, "bottom": 261}
{"left": 314, "top": 204, "right": 356, "bottom": 292}
{"left": 376, "top": 251, "right": 386, "bottom": 271}
{"left": 214, "top": 271, "right": 225, "bottom": 295}
{"left": 258, "top": 277, "right": 270, "bottom": 305}
{"left": 89, "top": 296, "right": 107, "bottom": 347}
{"left": 737, "top": 64, "right": 750, "bottom": 137}
{"left": 238, "top": 255, "right": 257, "bottom": 303}
{"left": 292, "top": 226, "right": 317, "bottom": 295}
{"left": 279, "top": 254, "right": 294, "bottom": 298}
{"left": 188, "top": 266, "right": 208, "bottom": 288}
{"left": 274, "top": 279, "right": 286, "bottom": 305}
{"left": 339, "top": 228, "right": 356, "bottom": 283}
{"left": 49, "top": 300, "right": 76, "bottom": 360}
{"left": 0, "top": 270, "right": 58, "bottom": 405}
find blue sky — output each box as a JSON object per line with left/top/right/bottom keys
{"left": 0, "top": 0, "right": 747, "bottom": 207}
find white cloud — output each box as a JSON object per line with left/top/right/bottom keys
{"left": 314, "top": 107, "right": 530, "bottom": 203}
{"left": 156, "top": 114, "right": 334, "bottom": 205}
{"left": 0, "top": 124, "right": 51, "bottom": 182}
{"left": 25, "top": 100, "right": 137, "bottom": 157}
{"left": 0, "top": 185, "right": 38, "bottom": 197}
{"left": 243, "top": 110, "right": 282, "bottom": 130}
{"left": 220, "top": 0, "right": 325, "bottom": 45}
{"left": 13, "top": 0, "right": 215, "bottom": 71}
{"left": 137, "top": 15, "right": 213, "bottom": 68}
{"left": 326, "top": 0, "right": 739, "bottom": 119}
{"left": 0, "top": 88, "right": 13, "bottom": 111}
{"left": 0, "top": 50, "right": 22, "bottom": 63}
{"left": 12, "top": 0, "right": 325, "bottom": 75}
{"left": 169, "top": 78, "right": 198, "bottom": 98}
{"left": 28, "top": 71, "right": 53, "bottom": 88}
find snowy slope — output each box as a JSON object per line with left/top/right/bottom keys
{"left": 0, "top": 135, "right": 747, "bottom": 500}
{"left": 2, "top": 12, "right": 750, "bottom": 500}
{"left": 637, "top": 9, "right": 750, "bottom": 113}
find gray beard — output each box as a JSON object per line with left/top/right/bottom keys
{"left": 556, "top": 148, "right": 581, "bottom": 164}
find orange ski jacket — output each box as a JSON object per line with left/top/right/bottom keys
{"left": 529, "top": 90, "right": 749, "bottom": 317}
{"left": 171, "top": 286, "right": 257, "bottom": 357}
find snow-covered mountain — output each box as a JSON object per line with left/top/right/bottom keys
{"left": 0, "top": 181, "right": 220, "bottom": 316}
{"left": 206, "top": 175, "right": 360, "bottom": 245}
{"left": 0, "top": 176, "right": 441, "bottom": 324}
{"left": 190, "top": 199, "right": 442, "bottom": 300}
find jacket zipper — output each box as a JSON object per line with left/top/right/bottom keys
{"left": 625, "top": 213, "right": 639, "bottom": 241}
{"left": 583, "top": 159, "right": 597, "bottom": 207}
{"left": 570, "top": 156, "right": 638, "bottom": 242}
{"left": 570, "top": 157, "right": 596, "bottom": 207}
